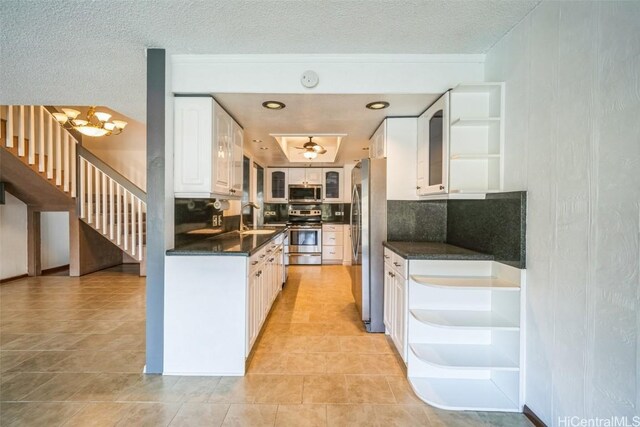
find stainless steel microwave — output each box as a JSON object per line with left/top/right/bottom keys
{"left": 288, "top": 185, "right": 322, "bottom": 203}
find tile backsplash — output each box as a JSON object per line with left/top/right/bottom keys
{"left": 386, "top": 191, "right": 526, "bottom": 268}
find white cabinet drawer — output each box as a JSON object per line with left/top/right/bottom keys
{"left": 392, "top": 253, "right": 408, "bottom": 278}
{"left": 322, "top": 224, "right": 343, "bottom": 233}
{"left": 323, "top": 245, "right": 344, "bottom": 260}
{"left": 383, "top": 248, "right": 393, "bottom": 263}
{"left": 323, "top": 231, "right": 343, "bottom": 245}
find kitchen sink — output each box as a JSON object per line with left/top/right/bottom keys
{"left": 241, "top": 229, "right": 276, "bottom": 235}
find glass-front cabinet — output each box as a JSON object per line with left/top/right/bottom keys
{"left": 266, "top": 168, "right": 288, "bottom": 203}
{"left": 417, "top": 92, "right": 449, "bottom": 196}
{"left": 322, "top": 168, "right": 343, "bottom": 202}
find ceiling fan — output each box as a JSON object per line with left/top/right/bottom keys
{"left": 295, "top": 136, "right": 326, "bottom": 159}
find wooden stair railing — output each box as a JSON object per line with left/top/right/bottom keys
{"left": 1, "top": 105, "right": 147, "bottom": 262}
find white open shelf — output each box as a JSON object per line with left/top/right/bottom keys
{"left": 410, "top": 343, "right": 519, "bottom": 371}
{"left": 451, "top": 117, "right": 500, "bottom": 127}
{"left": 406, "top": 260, "right": 525, "bottom": 412}
{"left": 409, "top": 377, "right": 519, "bottom": 412}
{"left": 411, "top": 309, "right": 519, "bottom": 330}
{"left": 410, "top": 275, "right": 520, "bottom": 291}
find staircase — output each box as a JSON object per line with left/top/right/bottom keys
{"left": 1, "top": 105, "right": 146, "bottom": 272}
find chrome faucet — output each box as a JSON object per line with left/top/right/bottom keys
{"left": 240, "top": 202, "right": 261, "bottom": 231}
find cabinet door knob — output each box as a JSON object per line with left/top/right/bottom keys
{"left": 251, "top": 261, "right": 258, "bottom": 265}
{"left": 416, "top": 186, "right": 421, "bottom": 190}
{"left": 393, "top": 262, "right": 401, "bottom": 267}
{"left": 384, "top": 255, "right": 390, "bottom": 259}
{"left": 439, "top": 185, "right": 445, "bottom": 190}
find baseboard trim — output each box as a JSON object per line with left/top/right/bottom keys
{"left": 523, "top": 405, "right": 547, "bottom": 427}
{"left": 42, "top": 264, "right": 70, "bottom": 275}
{"left": 0, "top": 273, "right": 28, "bottom": 284}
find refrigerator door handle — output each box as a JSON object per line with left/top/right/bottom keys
{"left": 351, "top": 184, "right": 360, "bottom": 261}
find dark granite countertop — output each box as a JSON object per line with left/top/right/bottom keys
{"left": 167, "top": 226, "right": 287, "bottom": 256}
{"left": 383, "top": 241, "right": 494, "bottom": 261}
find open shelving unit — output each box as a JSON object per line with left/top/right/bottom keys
{"left": 406, "top": 260, "right": 525, "bottom": 412}
{"left": 448, "top": 83, "right": 505, "bottom": 196}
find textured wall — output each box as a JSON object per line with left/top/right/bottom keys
{"left": 485, "top": 1, "right": 640, "bottom": 424}
{"left": 40, "top": 212, "right": 70, "bottom": 270}
{"left": 0, "top": 193, "right": 27, "bottom": 279}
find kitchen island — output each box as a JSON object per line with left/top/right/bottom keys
{"left": 164, "top": 227, "right": 287, "bottom": 376}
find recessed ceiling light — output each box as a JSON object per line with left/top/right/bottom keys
{"left": 252, "top": 139, "right": 262, "bottom": 143}
{"left": 366, "top": 101, "right": 389, "bottom": 110}
{"left": 259, "top": 147, "right": 269, "bottom": 150}
{"left": 262, "top": 101, "right": 285, "bottom": 110}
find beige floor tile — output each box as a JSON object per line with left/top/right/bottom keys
{"left": 6, "top": 350, "right": 71, "bottom": 373}
{"left": 22, "top": 372, "right": 95, "bottom": 401}
{"left": 209, "top": 375, "right": 263, "bottom": 404}
{"left": 115, "top": 374, "right": 183, "bottom": 402}
{"left": 275, "top": 404, "right": 327, "bottom": 427}
{"left": 254, "top": 375, "right": 304, "bottom": 404}
{"left": 385, "top": 376, "right": 424, "bottom": 405}
{"left": 69, "top": 373, "right": 141, "bottom": 401}
{"left": 345, "top": 375, "right": 396, "bottom": 404}
{"left": 222, "top": 403, "right": 278, "bottom": 427}
{"left": 373, "top": 404, "right": 432, "bottom": 426}
{"left": 0, "top": 372, "right": 57, "bottom": 401}
{"left": 284, "top": 353, "right": 327, "bottom": 374}
{"left": 0, "top": 401, "right": 86, "bottom": 426}
{"left": 475, "top": 411, "right": 534, "bottom": 426}
{"left": 172, "top": 375, "right": 222, "bottom": 403}
{"left": 64, "top": 402, "right": 132, "bottom": 426}
{"left": 169, "top": 402, "right": 230, "bottom": 426}
{"left": 339, "top": 336, "right": 383, "bottom": 353}
{"left": 326, "top": 404, "right": 378, "bottom": 427}
{"left": 423, "top": 406, "right": 483, "bottom": 427}
{"left": 114, "top": 402, "right": 181, "bottom": 427}
{"left": 302, "top": 375, "right": 349, "bottom": 404}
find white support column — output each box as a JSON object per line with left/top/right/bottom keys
{"left": 70, "top": 139, "right": 77, "bottom": 197}
{"left": 79, "top": 158, "right": 86, "bottom": 218}
{"left": 123, "top": 190, "right": 129, "bottom": 251}
{"left": 109, "top": 178, "right": 115, "bottom": 240}
{"left": 63, "top": 132, "right": 70, "bottom": 192}
{"left": 102, "top": 173, "right": 107, "bottom": 233}
{"left": 94, "top": 167, "right": 101, "bottom": 230}
{"left": 18, "top": 105, "right": 25, "bottom": 156}
{"left": 6, "top": 105, "right": 13, "bottom": 147}
{"left": 28, "top": 106, "right": 35, "bottom": 164}
{"left": 87, "top": 162, "right": 93, "bottom": 223}
{"left": 47, "top": 115, "right": 53, "bottom": 179}
{"left": 131, "top": 192, "right": 137, "bottom": 256}
{"left": 138, "top": 199, "right": 143, "bottom": 261}
{"left": 116, "top": 185, "right": 122, "bottom": 246}
{"left": 55, "top": 124, "right": 62, "bottom": 185}
{"left": 38, "top": 107, "right": 45, "bottom": 172}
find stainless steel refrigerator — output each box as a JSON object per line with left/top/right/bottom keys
{"left": 350, "top": 158, "right": 386, "bottom": 333}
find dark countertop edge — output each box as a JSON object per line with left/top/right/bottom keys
{"left": 383, "top": 241, "right": 495, "bottom": 261}
{"left": 166, "top": 227, "right": 288, "bottom": 257}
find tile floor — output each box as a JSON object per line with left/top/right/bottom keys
{"left": 0, "top": 264, "right": 532, "bottom": 426}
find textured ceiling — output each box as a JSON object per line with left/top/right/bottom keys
{"left": 0, "top": 0, "right": 539, "bottom": 121}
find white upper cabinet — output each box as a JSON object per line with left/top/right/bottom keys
{"left": 417, "top": 92, "right": 449, "bottom": 196}
{"left": 417, "top": 83, "right": 505, "bottom": 199}
{"left": 369, "top": 121, "right": 387, "bottom": 159}
{"left": 368, "top": 117, "right": 418, "bottom": 201}
{"left": 174, "top": 96, "right": 243, "bottom": 199}
{"left": 288, "top": 168, "right": 322, "bottom": 186}
{"left": 266, "top": 168, "right": 288, "bottom": 203}
{"left": 322, "top": 168, "right": 343, "bottom": 202}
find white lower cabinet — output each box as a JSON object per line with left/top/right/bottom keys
{"left": 322, "top": 224, "right": 344, "bottom": 264}
{"left": 384, "top": 248, "right": 408, "bottom": 363}
{"left": 164, "top": 233, "right": 285, "bottom": 376}
{"left": 247, "top": 238, "right": 285, "bottom": 356}
{"left": 384, "top": 251, "right": 527, "bottom": 413}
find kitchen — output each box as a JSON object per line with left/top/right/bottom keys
{"left": 165, "top": 83, "right": 527, "bottom": 414}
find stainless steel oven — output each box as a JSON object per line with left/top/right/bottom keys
{"left": 289, "top": 185, "right": 322, "bottom": 203}
{"left": 288, "top": 207, "right": 322, "bottom": 265}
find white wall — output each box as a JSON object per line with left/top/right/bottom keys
{"left": 40, "top": 212, "right": 69, "bottom": 270}
{"left": 80, "top": 107, "right": 147, "bottom": 190}
{"left": 0, "top": 193, "right": 27, "bottom": 280}
{"left": 485, "top": 2, "right": 640, "bottom": 424}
